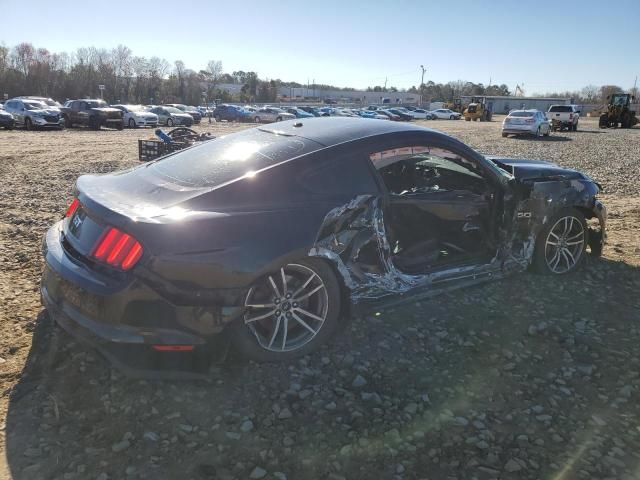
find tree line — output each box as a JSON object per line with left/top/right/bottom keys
{"left": 0, "top": 42, "right": 633, "bottom": 105}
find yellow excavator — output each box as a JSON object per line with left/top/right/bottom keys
{"left": 443, "top": 98, "right": 463, "bottom": 113}
{"left": 598, "top": 93, "right": 638, "bottom": 128}
{"left": 463, "top": 96, "right": 492, "bottom": 121}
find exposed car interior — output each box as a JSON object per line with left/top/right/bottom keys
{"left": 375, "top": 147, "right": 496, "bottom": 274}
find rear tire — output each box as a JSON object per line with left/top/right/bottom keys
{"left": 116, "top": 121, "right": 124, "bottom": 131}
{"left": 25, "top": 118, "right": 33, "bottom": 131}
{"left": 254, "top": 116, "right": 261, "bottom": 123}
{"left": 599, "top": 114, "right": 608, "bottom": 129}
{"left": 230, "top": 258, "right": 342, "bottom": 362}
{"left": 64, "top": 115, "right": 73, "bottom": 128}
{"left": 215, "top": 115, "right": 222, "bottom": 122}
{"left": 276, "top": 116, "right": 282, "bottom": 122}
{"left": 502, "top": 132, "right": 508, "bottom": 138}
{"left": 532, "top": 208, "right": 587, "bottom": 275}
{"left": 128, "top": 118, "right": 136, "bottom": 128}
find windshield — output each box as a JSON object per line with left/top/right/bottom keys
{"left": 43, "top": 99, "right": 62, "bottom": 107}
{"left": 509, "top": 111, "right": 534, "bottom": 117}
{"left": 86, "top": 100, "right": 108, "bottom": 108}
{"left": 150, "top": 128, "right": 319, "bottom": 188}
{"left": 164, "top": 107, "right": 183, "bottom": 114}
{"left": 24, "top": 101, "right": 47, "bottom": 110}
{"left": 549, "top": 106, "right": 572, "bottom": 112}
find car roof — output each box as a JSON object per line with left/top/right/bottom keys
{"left": 258, "top": 117, "right": 437, "bottom": 147}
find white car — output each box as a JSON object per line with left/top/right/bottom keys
{"left": 408, "top": 108, "right": 434, "bottom": 119}
{"left": 112, "top": 104, "right": 158, "bottom": 128}
{"left": 251, "top": 107, "right": 295, "bottom": 123}
{"left": 502, "top": 110, "right": 551, "bottom": 138}
{"left": 429, "top": 109, "right": 461, "bottom": 120}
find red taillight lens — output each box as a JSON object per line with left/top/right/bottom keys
{"left": 65, "top": 198, "right": 80, "bottom": 218}
{"left": 91, "top": 226, "right": 143, "bottom": 270}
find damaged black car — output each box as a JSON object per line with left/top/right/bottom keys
{"left": 41, "top": 118, "right": 606, "bottom": 375}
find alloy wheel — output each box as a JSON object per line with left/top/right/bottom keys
{"left": 244, "top": 264, "right": 328, "bottom": 352}
{"left": 544, "top": 216, "right": 585, "bottom": 273}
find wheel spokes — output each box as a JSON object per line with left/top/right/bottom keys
{"left": 267, "top": 316, "right": 281, "bottom": 349}
{"left": 294, "top": 283, "right": 324, "bottom": 301}
{"left": 268, "top": 275, "right": 281, "bottom": 298}
{"left": 281, "top": 317, "right": 289, "bottom": 350}
{"left": 281, "top": 267, "right": 288, "bottom": 295}
{"left": 291, "top": 312, "right": 317, "bottom": 335}
{"left": 292, "top": 273, "right": 316, "bottom": 298}
{"left": 295, "top": 307, "right": 325, "bottom": 323}
{"left": 245, "top": 308, "right": 277, "bottom": 324}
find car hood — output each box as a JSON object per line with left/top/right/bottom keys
{"left": 486, "top": 157, "right": 588, "bottom": 182}
{"left": 29, "top": 108, "right": 60, "bottom": 115}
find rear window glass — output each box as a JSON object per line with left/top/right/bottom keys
{"left": 149, "top": 129, "right": 321, "bottom": 187}
{"left": 549, "top": 106, "right": 572, "bottom": 112}
{"left": 509, "top": 111, "right": 535, "bottom": 117}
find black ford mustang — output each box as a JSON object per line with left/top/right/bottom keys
{"left": 41, "top": 118, "right": 606, "bottom": 376}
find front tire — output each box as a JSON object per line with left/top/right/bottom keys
{"left": 25, "top": 118, "right": 33, "bottom": 131}
{"left": 166, "top": 118, "right": 174, "bottom": 127}
{"left": 230, "top": 258, "right": 342, "bottom": 362}
{"left": 128, "top": 118, "right": 136, "bottom": 128}
{"left": 254, "top": 116, "right": 261, "bottom": 123}
{"left": 532, "top": 208, "right": 587, "bottom": 275}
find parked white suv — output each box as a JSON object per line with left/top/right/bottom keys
{"left": 546, "top": 105, "right": 580, "bottom": 132}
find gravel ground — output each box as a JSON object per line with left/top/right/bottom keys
{"left": 1, "top": 117, "right": 639, "bottom": 480}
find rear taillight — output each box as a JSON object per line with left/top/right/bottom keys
{"left": 65, "top": 198, "right": 80, "bottom": 218}
{"left": 90, "top": 226, "right": 143, "bottom": 271}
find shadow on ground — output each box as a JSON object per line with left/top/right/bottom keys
{"left": 6, "top": 256, "right": 640, "bottom": 480}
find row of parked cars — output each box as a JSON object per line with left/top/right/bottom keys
{"left": 0, "top": 96, "right": 208, "bottom": 130}
{"left": 210, "top": 104, "right": 463, "bottom": 123}
{"left": 0, "top": 95, "right": 467, "bottom": 131}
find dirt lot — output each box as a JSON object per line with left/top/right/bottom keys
{"left": 1, "top": 117, "right": 639, "bottom": 480}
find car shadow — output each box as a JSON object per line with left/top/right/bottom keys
{"left": 5, "top": 256, "right": 640, "bottom": 479}
{"left": 511, "top": 135, "right": 572, "bottom": 142}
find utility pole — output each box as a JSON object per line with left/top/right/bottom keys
{"left": 420, "top": 65, "right": 426, "bottom": 106}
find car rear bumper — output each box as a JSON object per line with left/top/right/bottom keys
{"left": 502, "top": 125, "right": 536, "bottom": 134}
{"left": 40, "top": 222, "right": 235, "bottom": 376}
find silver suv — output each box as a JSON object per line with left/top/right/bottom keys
{"left": 3, "top": 98, "right": 64, "bottom": 130}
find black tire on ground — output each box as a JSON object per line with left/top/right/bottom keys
{"left": 116, "top": 121, "right": 124, "bottom": 131}
{"left": 25, "top": 118, "right": 33, "bottom": 131}
{"left": 128, "top": 118, "right": 136, "bottom": 128}
{"left": 89, "top": 117, "right": 100, "bottom": 130}
{"left": 502, "top": 132, "right": 508, "bottom": 138}
{"left": 166, "top": 118, "right": 174, "bottom": 127}
{"left": 450, "top": 115, "right": 455, "bottom": 120}
{"left": 254, "top": 116, "right": 260, "bottom": 123}
{"left": 599, "top": 114, "right": 608, "bottom": 129}
{"left": 229, "top": 257, "right": 342, "bottom": 362}
{"left": 64, "top": 115, "right": 73, "bottom": 129}
{"left": 531, "top": 208, "right": 588, "bottom": 275}
{"left": 276, "top": 116, "right": 282, "bottom": 122}
{"left": 215, "top": 115, "right": 222, "bottom": 122}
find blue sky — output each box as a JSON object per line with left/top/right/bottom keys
{"left": 2, "top": 0, "right": 639, "bottom": 93}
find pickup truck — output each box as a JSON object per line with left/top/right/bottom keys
{"left": 546, "top": 105, "right": 580, "bottom": 131}
{"left": 61, "top": 99, "right": 124, "bottom": 130}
